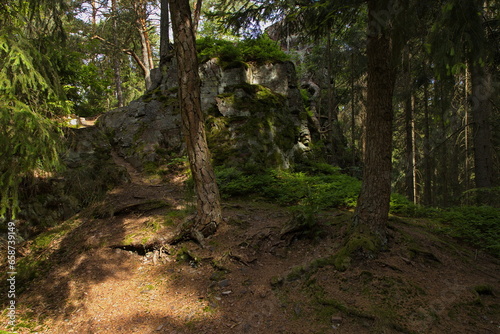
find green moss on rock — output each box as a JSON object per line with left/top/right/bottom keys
{"left": 207, "top": 84, "right": 299, "bottom": 170}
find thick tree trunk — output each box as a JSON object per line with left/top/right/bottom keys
{"left": 470, "top": 62, "right": 494, "bottom": 204}
{"left": 168, "top": 0, "right": 222, "bottom": 240}
{"left": 351, "top": 0, "right": 397, "bottom": 250}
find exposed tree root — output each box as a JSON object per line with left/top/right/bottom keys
{"left": 167, "top": 214, "right": 212, "bottom": 248}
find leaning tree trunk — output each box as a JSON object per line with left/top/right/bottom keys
{"left": 350, "top": 0, "right": 397, "bottom": 254}
{"left": 168, "top": 0, "right": 222, "bottom": 242}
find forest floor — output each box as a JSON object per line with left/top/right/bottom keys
{"left": 1, "top": 155, "right": 500, "bottom": 334}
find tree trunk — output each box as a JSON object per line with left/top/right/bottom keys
{"left": 91, "top": 0, "right": 97, "bottom": 27}
{"left": 111, "top": 0, "right": 124, "bottom": 107}
{"left": 160, "top": 0, "right": 171, "bottom": 66}
{"left": 423, "top": 82, "right": 432, "bottom": 206}
{"left": 350, "top": 52, "right": 356, "bottom": 170}
{"left": 192, "top": 0, "right": 202, "bottom": 34}
{"left": 351, "top": 0, "right": 397, "bottom": 250}
{"left": 326, "top": 35, "right": 335, "bottom": 163}
{"left": 411, "top": 96, "right": 417, "bottom": 204}
{"left": 438, "top": 82, "right": 449, "bottom": 206}
{"left": 168, "top": 0, "right": 222, "bottom": 241}
{"left": 403, "top": 47, "right": 415, "bottom": 203}
{"left": 464, "top": 62, "right": 471, "bottom": 204}
{"left": 470, "top": 62, "right": 494, "bottom": 204}
{"left": 325, "top": 34, "right": 349, "bottom": 167}
{"left": 134, "top": 0, "right": 154, "bottom": 89}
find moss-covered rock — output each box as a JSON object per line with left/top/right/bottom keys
{"left": 99, "top": 60, "right": 312, "bottom": 172}
{"left": 207, "top": 83, "right": 303, "bottom": 170}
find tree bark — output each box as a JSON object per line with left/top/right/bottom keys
{"left": 423, "top": 82, "right": 432, "bottom": 206}
{"left": 111, "top": 0, "right": 124, "bottom": 107}
{"left": 438, "top": 82, "right": 449, "bottom": 206}
{"left": 350, "top": 52, "right": 356, "bottom": 170}
{"left": 160, "top": 0, "right": 171, "bottom": 66}
{"left": 192, "top": 0, "right": 202, "bottom": 34}
{"left": 168, "top": 0, "right": 222, "bottom": 241}
{"left": 91, "top": 0, "right": 97, "bottom": 27}
{"left": 133, "top": 0, "right": 154, "bottom": 89}
{"left": 403, "top": 47, "right": 415, "bottom": 203}
{"left": 351, "top": 0, "right": 397, "bottom": 249}
{"left": 470, "top": 62, "right": 494, "bottom": 204}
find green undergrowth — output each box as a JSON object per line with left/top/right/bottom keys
{"left": 216, "top": 164, "right": 419, "bottom": 214}
{"left": 215, "top": 164, "right": 360, "bottom": 209}
{"left": 436, "top": 206, "right": 500, "bottom": 257}
{"left": 393, "top": 204, "right": 500, "bottom": 257}
{"left": 215, "top": 164, "right": 500, "bottom": 257}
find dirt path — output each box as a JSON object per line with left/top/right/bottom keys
{"left": 3, "top": 157, "right": 500, "bottom": 333}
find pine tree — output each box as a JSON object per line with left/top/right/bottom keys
{"left": 0, "top": 2, "right": 69, "bottom": 219}
{"left": 168, "top": 0, "right": 222, "bottom": 243}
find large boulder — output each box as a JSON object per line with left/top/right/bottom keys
{"left": 98, "top": 60, "right": 312, "bottom": 171}
{"left": 97, "top": 99, "right": 182, "bottom": 170}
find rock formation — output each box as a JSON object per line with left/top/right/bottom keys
{"left": 97, "top": 59, "right": 312, "bottom": 171}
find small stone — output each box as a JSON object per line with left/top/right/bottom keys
{"left": 222, "top": 290, "right": 232, "bottom": 295}
{"left": 218, "top": 279, "right": 230, "bottom": 288}
{"left": 331, "top": 316, "right": 343, "bottom": 323}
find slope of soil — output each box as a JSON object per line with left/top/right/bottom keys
{"left": 1, "top": 158, "right": 499, "bottom": 334}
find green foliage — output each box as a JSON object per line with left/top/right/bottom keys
{"left": 389, "top": 193, "right": 418, "bottom": 216}
{"left": 215, "top": 166, "right": 361, "bottom": 209}
{"left": 215, "top": 167, "right": 274, "bottom": 198}
{"left": 438, "top": 206, "right": 500, "bottom": 257}
{"left": 0, "top": 99, "right": 64, "bottom": 220}
{"left": 0, "top": 5, "right": 71, "bottom": 219}
{"left": 197, "top": 37, "right": 244, "bottom": 69}
{"left": 238, "top": 34, "right": 290, "bottom": 64}
{"left": 62, "top": 59, "right": 112, "bottom": 117}
{"left": 197, "top": 34, "right": 289, "bottom": 68}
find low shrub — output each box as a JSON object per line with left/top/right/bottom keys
{"left": 215, "top": 167, "right": 360, "bottom": 209}
{"left": 438, "top": 206, "right": 500, "bottom": 257}
{"left": 197, "top": 34, "right": 289, "bottom": 68}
